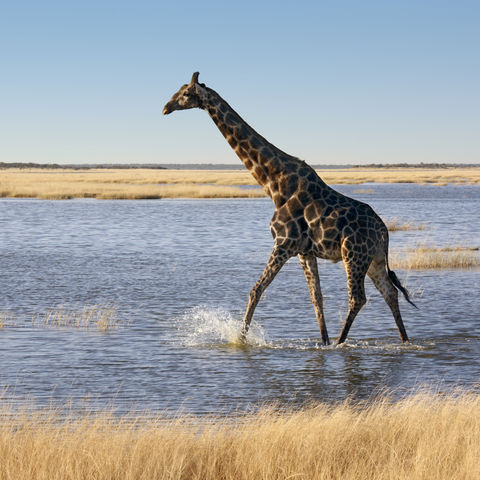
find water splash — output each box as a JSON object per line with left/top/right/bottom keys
{"left": 176, "top": 306, "right": 267, "bottom": 347}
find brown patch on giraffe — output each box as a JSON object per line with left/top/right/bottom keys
{"left": 237, "top": 124, "right": 249, "bottom": 140}
{"left": 225, "top": 112, "right": 238, "bottom": 125}
{"left": 272, "top": 193, "right": 285, "bottom": 207}
{"left": 269, "top": 180, "right": 279, "bottom": 193}
{"left": 254, "top": 166, "right": 267, "bottom": 185}
{"left": 286, "top": 197, "right": 303, "bottom": 217}
{"left": 346, "top": 209, "right": 357, "bottom": 221}
{"left": 237, "top": 147, "right": 248, "bottom": 158}
{"left": 322, "top": 216, "right": 337, "bottom": 229}
{"left": 298, "top": 166, "right": 311, "bottom": 177}
{"left": 286, "top": 221, "right": 300, "bottom": 239}
{"left": 307, "top": 182, "right": 323, "bottom": 196}
{"left": 243, "top": 159, "right": 253, "bottom": 170}
{"left": 324, "top": 228, "right": 340, "bottom": 241}
{"left": 297, "top": 217, "right": 308, "bottom": 231}
{"left": 239, "top": 140, "right": 250, "bottom": 153}
{"left": 261, "top": 147, "right": 274, "bottom": 159}
{"left": 297, "top": 190, "right": 310, "bottom": 207}
{"left": 250, "top": 136, "right": 261, "bottom": 149}
{"left": 336, "top": 216, "right": 348, "bottom": 231}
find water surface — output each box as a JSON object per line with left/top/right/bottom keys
{"left": 1, "top": 183, "right": 479, "bottom": 413}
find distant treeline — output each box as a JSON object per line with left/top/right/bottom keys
{"left": 352, "top": 162, "right": 479, "bottom": 169}
{"left": 0, "top": 162, "right": 166, "bottom": 170}
{"left": 1, "top": 161, "right": 478, "bottom": 170}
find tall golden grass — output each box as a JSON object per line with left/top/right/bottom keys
{"left": 1, "top": 167, "right": 479, "bottom": 199}
{"left": 0, "top": 170, "right": 264, "bottom": 199}
{"left": 1, "top": 392, "right": 479, "bottom": 479}
{"left": 391, "top": 245, "right": 480, "bottom": 270}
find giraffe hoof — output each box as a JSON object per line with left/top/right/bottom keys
{"left": 321, "top": 335, "right": 331, "bottom": 346}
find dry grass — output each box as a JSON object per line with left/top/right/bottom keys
{"left": 0, "top": 312, "right": 13, "bottom": 329}
{"left": 352, "top": 188, "right": 375, "bottom": 194}
{"left": 0, "top": 169, "right": 264, "bottom": 199}
{"left": 319, "top": 167, "right": 480, "bottom": 185}
{"left": 0, "top": 392, "right": 479, "bottom": 479}
{"left": 35, "top": 305, "right": 120, "bottom": 332}
{"left": 391, "top": 245, "right": 480, "bottom": 270}
{"left": 0, "top": 305, "right": 121, "bottom": 332}
{"left": 385, "top": 218, "right": 427, "bottom": 232}
{"left": 1, "top": 166, "right": 479, "bottom": 199}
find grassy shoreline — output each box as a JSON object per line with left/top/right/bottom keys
{"left": 1, "top": 392, "right": 479, "bottom": 479}
{"left": 1, "top": 166, "right": 479, "bottom": 199}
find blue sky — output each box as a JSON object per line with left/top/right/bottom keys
{"left": 1, "top": 1, "right": 479, "bottom": 165}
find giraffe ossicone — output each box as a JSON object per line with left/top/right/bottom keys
{"left": 163, "top": 72, "right": 416, "bottom": 345}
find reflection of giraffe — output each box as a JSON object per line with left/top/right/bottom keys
{"left": 163, "top": 72, "right": 416, "bottom": 345}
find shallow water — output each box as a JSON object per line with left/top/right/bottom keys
{"left": 1, "top": 184, "right": 479, "bottom": 414}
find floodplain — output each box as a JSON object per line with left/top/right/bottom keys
{"left": 1, "top": 179, "right": 479, "bottom": 479}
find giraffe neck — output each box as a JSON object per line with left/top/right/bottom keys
{"left": 201, "top": 88, "right": 303, "bottom": 199}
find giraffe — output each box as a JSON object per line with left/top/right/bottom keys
{"left": 163, "top": 72, "right": 416, "bottom": 345}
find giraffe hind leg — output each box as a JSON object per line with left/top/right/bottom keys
{"left": 298, "top": 253, "right": 330, "bottom": 345}
{"left": 367, "top": 259, "right": 409, "bottom": 343}
{"left": 337, "top": 260, "right": 369, "bottom": 345}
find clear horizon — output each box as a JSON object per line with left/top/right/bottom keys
{"left": 1, "top": 1, "right": 479, "bottom": 165}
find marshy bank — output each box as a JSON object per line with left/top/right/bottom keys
{"left": 1, "top": 166, "right": 480, "bottom": 199}
{"left": 1, "top": 392, "right": 479, "bottom": 479}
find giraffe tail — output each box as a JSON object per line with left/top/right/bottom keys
{"left": 387, "top": 267, "right": 418, "bottom": 309}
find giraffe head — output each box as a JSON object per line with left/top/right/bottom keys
{"left": 163, "top": 72, "right": 206, "bottom": 115}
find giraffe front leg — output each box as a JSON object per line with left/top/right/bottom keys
{"left": 298, "top": 254, "right": 330, "bottom": 345}
{"left": 240, "top": 248, "right": 289, "bottom": 341}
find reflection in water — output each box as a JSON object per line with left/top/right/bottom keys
{"left": 0, "top": 183, "right": 479, "bottom": 413}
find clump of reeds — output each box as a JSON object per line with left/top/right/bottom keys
{"left": 0, "top": 312, "right": 16, "bottom": 329}
{"left": 0, "top": 312, "right": 8, "bottom": 329}
{"left": 32, "top": 305, "right": 121, "bottom": 332}
{"left": 0, "top": 391, "right": 479, "bottom": 479}
{"left": 0, "top": 306, "right": 122, "bottom": 332}
{"left": 385, "top": 217, "right": 426, "bottom": 231}
{"left": 391, "top": 245, "right": 480, "bottom": 269}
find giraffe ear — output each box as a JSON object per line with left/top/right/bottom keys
{"left": 190, "top": 72, "right": 200, "bottom": 85}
